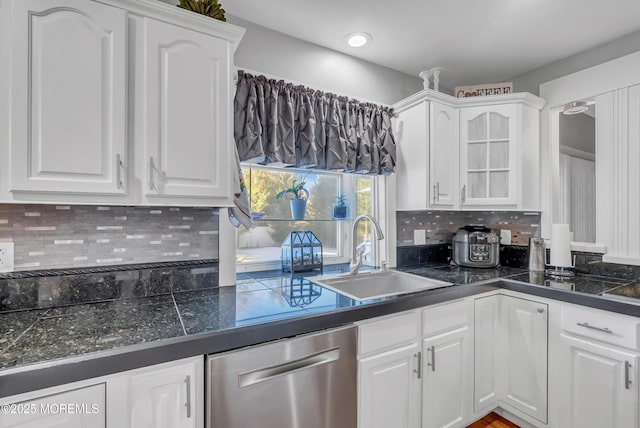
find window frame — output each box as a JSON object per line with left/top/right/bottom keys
{"left": 235, "top": 163, "right": 383, "bottom": 273}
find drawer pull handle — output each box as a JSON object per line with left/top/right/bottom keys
{"left": 625, "top": 361, "right": 632, "bottom": 390}
{"left": 116, "top": 154, "right": 124, "bottom": 189}
{"left": 577, "top": 322, "right": 613, "bottom": 334}
{"left": 185, "top": 375, "right": 192, "bottom": 418}
{"left": 413, "top": 352, "right": 422, "bottom": 379}
{"left": 427, "top": 345, "right": 436, "bottom": 372}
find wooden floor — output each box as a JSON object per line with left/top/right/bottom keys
{"left": 466, "top": 412, "right": 520, "bottom": 428}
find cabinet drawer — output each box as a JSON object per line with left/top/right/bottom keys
{"left": 561, "top": 305, "right": 640, "bottom": 350}
{"left": 422, "top": 299, "right": 469, "bottom": 337}
{"left": 358, "top": 311, "right": 420, "bottom": 355}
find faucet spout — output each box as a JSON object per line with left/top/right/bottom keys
{"left": 349, "top": 214, "right": 384, "bottom": 275}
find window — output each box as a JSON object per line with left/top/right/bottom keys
{"left": 236, "top": 164, "right": 377, "bottom": 271}
{"left": 355, "top": 176, "right": 374, "bottom": 264}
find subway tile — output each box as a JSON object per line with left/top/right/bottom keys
{"left": 0, "top": 205, "right": 219, "bottom": 271}
{"left": 96, "top": 258, "right": 124, "bottom": 264}
{"left": 96, "top": 226, "right": 124, "bottom": 231}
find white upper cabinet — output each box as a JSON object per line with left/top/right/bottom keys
{"left": 394, "top": 95, "right": 458, "bottom": 211}
{"left": 138, "top": 18, "right": 232, "bottom": 202}
{"left": 8, "top": 0, "right": 127, "bottom": 196}
{"left": 393, "top": 90, "right": 545, "bottom": 211}
{"left": 459, "top": 105, "right": 516, "bottom": 206}
{"left": 395, "top": 100, "right": 430, "bottom": 210}
{"left": 0, "top": 0, "right": 244, "bottom": 205}
{"left": 429, "top": 102, "right": 459, "bottom": 209}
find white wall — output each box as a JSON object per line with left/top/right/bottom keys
{"left": 227, "top": 16, "right": 423, "bottom": 105}
{"left": 511, "top": 30, "right": 640, "bottom": 95}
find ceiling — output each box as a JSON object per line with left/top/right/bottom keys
{"left": 225, "top": 0, "right": 640, "bottom": 90}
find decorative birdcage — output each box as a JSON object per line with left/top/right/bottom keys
{"left": 280, "top": 276, "right": 322, "bottom": 308}
{"left": 281, "top": 231, "right": 323, "bottom": 272}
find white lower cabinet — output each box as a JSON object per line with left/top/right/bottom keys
{"left": 421, "top": 300, "right": 471, "bottom": 428}
{"left": 557, "top": 304, "right": 640, "bottom": 428}
{"left": 0, "top": 384, "right": 105, "bottom": 428}
{"left": 500, "top": 296, "right": 548, "bottom": 424}
{"left": 559, "top": 335, "right": 638, "bottom": 428}
{"left": 422, "top": 329, "right": 469, "bottom": 428}
{"left": 0, "top": 356, "right": 203, "bottom": 428}
{"left": 359, "top": 343, "right": 422, "bottom": 428}
{"left": 358, "top": 301, "right": 472, "bottom": 428}
{"left": 473, "top": 295, "right": 500, "bottom": 413}
{"left": 126, "top": 357, "right": 204, "bottom": 428}
{"left": 473, "top": 293, "right": 548, "bottom": 425}
{"left": 357, "top": 311, "right": 421, "bottom": 428}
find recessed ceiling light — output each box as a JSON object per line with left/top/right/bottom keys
{"left": 345, "top": 32, "right": 372, "bottom": 48}
{"left": 562, "top": 101, "right": 589, "bottom": 115}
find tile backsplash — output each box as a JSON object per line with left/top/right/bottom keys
{"left": 396, "top": 210, "right": 541, "bottom": 247}
{"left": 0, "top": 205, "right": 219, "bottom": 271}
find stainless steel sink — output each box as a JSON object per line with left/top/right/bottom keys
{"left": 308, "top": 270, "right": 453, "bottom": 301}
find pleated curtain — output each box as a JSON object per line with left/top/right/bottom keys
{"left": 233, "top": 71, "right": 396, "bottom": 175}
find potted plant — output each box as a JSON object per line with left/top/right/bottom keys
{"left": 276, "top": 178, "right": 310, "bottom": 220}
{"left": 332, "top": 194, "right": 349, "bottom": 220}
{"left": 177, "top": 0, "right": 226, "bottom": 21}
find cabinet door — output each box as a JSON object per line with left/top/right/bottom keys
{"left": 395, "top": 101, "right": 429, "bottom": 210}
{"left": 473, "top": 295, "right": 500, "bottom": 412}
{"left": 142, "top": 19, "right": 231, "bottom": 200}
{"left": 422, "top": 327, "right": 469, "bottom": 428}
{"left": 359, "top": 343, "right": 421, "bottom": 428}
{"left": 501, "top": 296, "right": 548, "bottom": 423}
{"left": 0, "top": 384, "right": 105, "bottom": 428}
{"left": 460, "top": 104, "right": 517, "bottom": 206}
{"left": 9, "top": 0, "right": 127, "bottom": 195}
{"left": 559, "top": 335, "right": 639, "bottom": 428}
{"left": 429, "top": 102, "right": 459, "bottom": 209}
{"left": 129, "top": 359, "right": 201, "bottom": 428}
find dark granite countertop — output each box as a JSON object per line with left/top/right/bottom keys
{"left": 1, "top": 261, "right": 639, "bottom": 398}
{"left": 397, "top": 263, "right": 528, "bottom": 284}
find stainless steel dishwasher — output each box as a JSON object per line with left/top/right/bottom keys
{"left": 207, "top": 325, "right": 357, "bottom": 428}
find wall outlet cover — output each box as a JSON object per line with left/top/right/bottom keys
{"left": 414, "top": 229, "right": 427, "bottom": 245}
{"left": 0, "top": 242, "right": 15, "bottom": 272}
{"left": 500, "top": 229, "right": 512, "bottom": 245}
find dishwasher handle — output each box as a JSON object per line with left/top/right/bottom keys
{"left": 238, "top": 348, "right": 340, "bottom": 388}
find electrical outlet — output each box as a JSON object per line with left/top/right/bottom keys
{"left": 413, "top": 229, "right": 426, "bottom": 245}
{"left": 0, "top": 242, "right": 15, "bottom": 272}
{"left": 500, "top": 229, "right": 512, "bottom": 245}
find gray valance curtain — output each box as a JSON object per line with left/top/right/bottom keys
{"left": 233, "top": 71, "right": 396, "bottom": 175}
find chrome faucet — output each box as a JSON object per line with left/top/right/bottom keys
{"left": 350, "top": 214, "right": 384, "bottom": 275}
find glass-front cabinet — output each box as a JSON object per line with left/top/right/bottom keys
{"left": 460, "top": 104, "right": 518, "bottom": 207}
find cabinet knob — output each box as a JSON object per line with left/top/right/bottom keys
{"left": 537, "top": 307, "right": 545, "bottom": 313}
